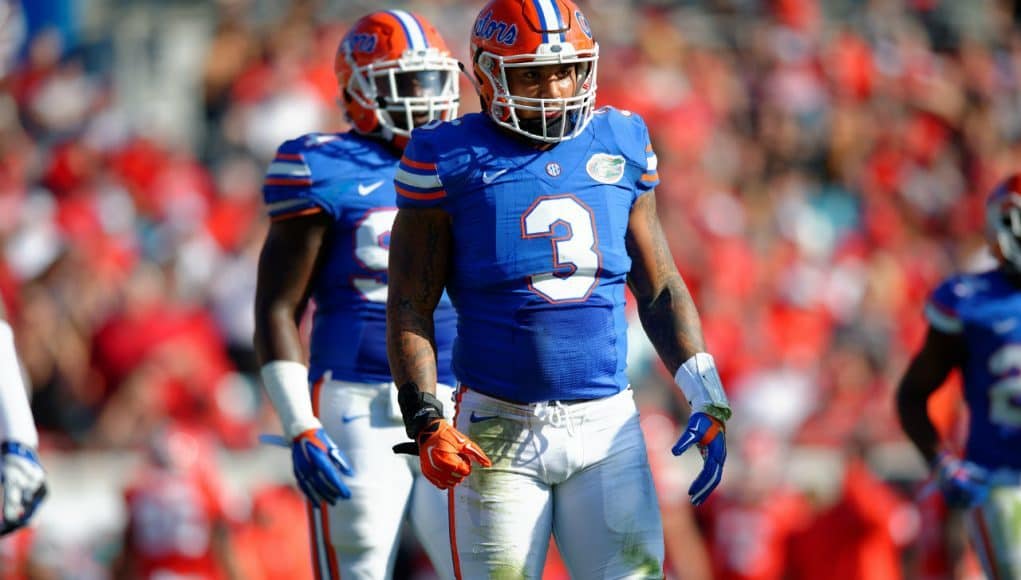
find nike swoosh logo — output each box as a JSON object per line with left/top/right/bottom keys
{"left": 469, "top": 412, "right": 498, "bottom": 423}
{"left": 482, "top": 169, "right": 509, "bottom": 184}
{"left": 357, "top": 180, "right": 384, "bottom": 196}
{"left": 994, "top": 318, "right": 1017, "bottom": 334}
{"left": 341, "top": 414, "right": 370, "bottom": 424}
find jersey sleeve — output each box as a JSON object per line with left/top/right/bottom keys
{"left": 395, "top": 129, "right": 447, "bottom": 209}
{"left": 261, "top": 138, "right": 337, "bottom": 220}
{"left": 925, "top": 278, "right": 964, "bottom": 334}
{"left": 631, "top": 114, "right": 660, "bottom": 194}
{"left": 603, "top": 108, "right": 659, "bottom": 200}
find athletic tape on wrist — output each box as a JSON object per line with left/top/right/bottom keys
{"left": 0, "top": 321, "right": 37, "bottom": 447}
{"left": 674, "top": 352, "right": 732, "bottom": 422}
{"left": 260, "top": 360, "right": 321, "bottom": 440}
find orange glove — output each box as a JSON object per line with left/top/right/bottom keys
{"left": 396, "top": 419, "right": 492, "bottom": 489}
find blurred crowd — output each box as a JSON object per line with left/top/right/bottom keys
{"left": 1, "top": 0, "right": 1020, "bottom": 577}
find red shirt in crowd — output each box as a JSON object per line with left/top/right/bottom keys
{"left": 121, "top": 462, "right": 232, "bottom": 580}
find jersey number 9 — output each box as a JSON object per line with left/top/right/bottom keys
{"left": 353, "top": 208, "right": 398, "bottom": 303}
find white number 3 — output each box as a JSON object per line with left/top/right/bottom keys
{"left": 521, "top": 195, "right": 600, "bottom": 303}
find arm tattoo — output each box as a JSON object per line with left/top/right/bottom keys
{"left": 386, "top": 209, "right": 451, "bottom": 395}
{"left": 628, "top": 192, "right": 705, "bottom": 373}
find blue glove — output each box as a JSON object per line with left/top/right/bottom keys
{"left": 672, "top": 412, "right": 727, "bottom": 506}
{"left": 1, "top": 441, "right": 47, "bottom": 535}
{"left": 266, "top": 429, "right": 353, "bottom": 506}
{"left": 930, "top": 452, "right": 989, "bottom": 509}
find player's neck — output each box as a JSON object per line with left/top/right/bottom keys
{"left": 1000, "top": 264, "right": 1021, "bottom": 288}
{"left": 484, "top": 116, "right": 558, "bottom": 151}
{"left": 500, "top": 126, "right": 557, "bottom": 151}
{"left": 363, "top": 132, "right": 404, "bottom": 156}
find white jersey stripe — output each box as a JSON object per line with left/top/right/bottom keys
{"left": 396, "top": 167, "right": 443, "bottom": 189}
{"left": 388, "top": 10, "right": 427, "bottom": 50}
{"left": 267, "top": 161, "right": 311, "bottom": 177}
{"left": 646, "top": 154, "right": 658, "bottom": 172}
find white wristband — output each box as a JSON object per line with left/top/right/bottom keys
{"left": 260, "top": 361, "right": 321, "bottom": 440}
{"left": 0, "top": 321, "right": 38, "bottom": 447}
{"left": 674, "top": 353, "right": 731, "bottom": 422}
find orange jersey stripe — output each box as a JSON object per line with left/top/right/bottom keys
{"left": 271, "top": 206, "right": 323, "bottom": 222}
{"left": 640, "top": 173, "right": 658, "bottom": 182}
{"left": 396, "top": 184, "right": 446, "bottom": 200}
{"left": 266, "top": 177, "right": 313, "bottom": 186}
{"left": 276, "top": 153, "right": 303, "bottom": 161}
{"left": 400, "top": 157, "right": 437, "bottom": 171}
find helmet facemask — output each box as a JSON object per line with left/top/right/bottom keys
{"left": 344, "top": 47, "right": 460, "bottom": 139}
{"left": 476, "top": 41, "right": 598, "bottom": 143}
{"left": 990, "top": 193, "right": 1021, "bottom": 272}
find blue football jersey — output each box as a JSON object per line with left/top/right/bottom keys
{"left": 262, "top": 132, "right": 456, "bottom": 385}
{"left": 926, "top": 269, "right": 1021, "bottom": 469}
{"left": 395, "top": 108, "right": 659, "bottom": 402}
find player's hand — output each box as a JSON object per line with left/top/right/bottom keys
{"left": 929, "top": 452, "right": 989, "bottom": 509}
{"left": 1, "top": 441, "right": 47, "bottom": 536}
{"left": 291, "top": 428, "right": 353, "bottom": 506}
{"left": 672, "top": 412, "right": 726, "bottom": 506}
{"left": 394, "top": 420, "right": 492, "bottom": 489}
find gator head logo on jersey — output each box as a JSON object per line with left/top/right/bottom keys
{"left": 987, "top": 173, "right": 1021, "bottom": 272}
{"left": 586, "top": 153, "right": 625, "bottom": 184}
{"left": 335, "top": 10, "right": 460, "bottom": 146}
{"left": 470, "top": 0, "right": 599, "bottom": 144}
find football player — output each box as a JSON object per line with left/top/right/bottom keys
{"left": 252, "top": 10, "right": 460, "bottom": 580}
{"left": 0, "top": 302, "right": 45, "bottom": 536}
{"left": 897, "top": 174, "right": 1021, "bottom": 579}
{"left": 386, "top": 0, "right": 731, "bottom": 577}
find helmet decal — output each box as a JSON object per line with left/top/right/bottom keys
{"left": 344, "top": 33, "right": 378, "bottom": 54}
{"left": 473, "top": 11, "right": 519, "bottom": 45}
{"left": 575, "top": 9, "right": 592, "bottom": 39}
{"left": 386, "top": 10, "right": 429, "bottom": 50}
{"left": 532, "top": 0, "right": 565, "bottom": 42}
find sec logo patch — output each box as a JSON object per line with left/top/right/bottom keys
{"left": 546, "top": 162, "right": 562, "bottom": 177}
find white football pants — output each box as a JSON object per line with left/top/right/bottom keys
{"left": 311, "top": 378, "right": 456, "bottom": 580}
{"left": 451, "top": 387, "right": 665, "bottom": 579}
{"left": 967, "top": 470, "right": 1021, "bottom": 579}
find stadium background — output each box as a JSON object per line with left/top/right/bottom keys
{"left": 0, "top": 0, "right": 1017, "bottom": 577}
